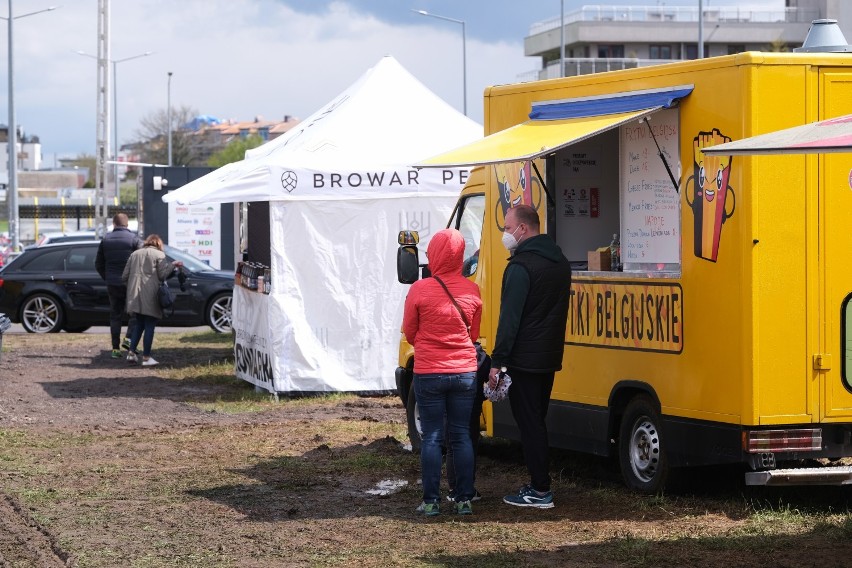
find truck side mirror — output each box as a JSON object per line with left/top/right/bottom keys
{"left": 397, "top": 245, "right": 420, "bottom": 284}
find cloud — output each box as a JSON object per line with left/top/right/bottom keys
{"left": 3, "top": 0, "right": 536, "bottom": 163}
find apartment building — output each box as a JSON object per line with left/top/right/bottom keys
{"left": 524, "top": 0, "right": 852, "bottom": 79}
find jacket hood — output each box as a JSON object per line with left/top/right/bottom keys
{"left": 427, "top": 229, "right": 465, "bottom": 277}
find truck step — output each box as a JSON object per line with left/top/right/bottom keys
{"left": 745, "top": 466, "right": 852, "bottom": 486}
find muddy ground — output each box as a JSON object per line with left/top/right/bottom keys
{"left": 1, "top": 331, "right": 852, "bottom": 567}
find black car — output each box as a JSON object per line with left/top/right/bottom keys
{"left": 0, "top": 242, "right": 233, "bottom": 333}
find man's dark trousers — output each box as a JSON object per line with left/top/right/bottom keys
{"left": 107, "top": 284, "right": 134, "bottom": 350}
{"left": 507, "top": 368, "right": 555, "bottom": 493}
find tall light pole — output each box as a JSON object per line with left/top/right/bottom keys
{"left": 560, "top": 0, "right": 565, "bottom": 78}
{"left": 412, "top": 9, "right": 466, "bottom": 116}
{"left": 167, "top": 71, "right": 172, "bottom": 166}
{"left": 1, "top": 2, "right": 58, "bottom": 251}
{"left": 75, "top": 50, "right": 153, "bottom": 198}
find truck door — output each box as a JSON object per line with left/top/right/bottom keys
{"left": 820, "top": 69, "right": 852, "bottom": 420}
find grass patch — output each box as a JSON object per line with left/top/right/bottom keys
{"left": 192, "top": 394, "right": 280, "bottom": 414}
{"left": 156, "top": 330, "right": 232, "bottom": 349}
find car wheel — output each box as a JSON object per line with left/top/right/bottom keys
{"left": 618, "top": 395, "right": 669, "bottom": 494}
{"left": 406, "top": 384, "right": 423, "bottom": 452}
{"left": 20, "top": 293, "right": 64, "bottom": 333}
{"left": 63, "top": 325, "right": 91, "bottom": 333}
{"left": 207, "top": 292, "right": 232, "bottom": 333}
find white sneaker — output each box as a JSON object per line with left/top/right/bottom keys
{"left": 126, "top": 352, "right": 138, "bottom": 363}
{"left": 141, "top": 356, "right": 159, "bottom": 367}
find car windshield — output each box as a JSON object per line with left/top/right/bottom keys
{"left": 164, "top": 245, "right": 215, "bottom": 272}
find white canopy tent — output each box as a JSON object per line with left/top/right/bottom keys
{"left": 162, "top": 56, "right": 481, "bottom": 394}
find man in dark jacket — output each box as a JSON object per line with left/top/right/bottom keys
{"left": 489, "top": 204, "right": 572, "bottom": 509}
{"left": 95, "top": 214, "right": 142, "bottom": 358}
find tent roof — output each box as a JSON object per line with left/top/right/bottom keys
{"left": 164, "top": 56, "right": 481, "bottom": 205}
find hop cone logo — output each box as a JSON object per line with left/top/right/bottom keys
{"left": 281, "top": 171, "right": 298, "bottom": 192}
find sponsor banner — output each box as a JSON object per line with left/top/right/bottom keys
{"left": 232, "top": 287, "right": 275, "bottom": 391}
{"left": 168, "top": 202, "right": 221, "bottom": 268}
{"left": 271, "top": 165, "right": 469, "bottom": 200}
{"left": 567, "top": 280, "right": 683, "bottom": 353}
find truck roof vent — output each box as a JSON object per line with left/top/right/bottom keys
{"left": 794, "top": 19, "right": 852, "bottom": 52}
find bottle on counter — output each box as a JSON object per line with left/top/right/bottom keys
{"left": 610, "top": 233, "right": 621, "bottom": 272}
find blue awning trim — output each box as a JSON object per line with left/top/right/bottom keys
{"left": 529, "top": 85, "right": 694, "bottom": 121}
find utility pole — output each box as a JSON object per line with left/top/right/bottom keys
{"left": 95, "top": 0, "right": 111, "bottom": 236}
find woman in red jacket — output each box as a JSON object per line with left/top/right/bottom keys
{"left": 402, "top": 228, "right": 482, "bottom": 516}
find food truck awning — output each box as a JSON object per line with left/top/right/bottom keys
{"left": 702, "top": 113, "right": 852, "bottom": 155}
{"left": 415, "top": 85, "right": 693, "bottom": 168}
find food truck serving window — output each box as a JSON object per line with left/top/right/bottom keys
{"left": 415, "top": 85, "right": 692, "bottom": 277}
{"left": 552, "top": 107, "right": 681, "bottom": 275}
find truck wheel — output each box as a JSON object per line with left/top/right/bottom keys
{"left": 619, "top": 395, "right": 669, "bottom": 494}
{"left": 406, "top": 385, "right": 423, "bottom": 453}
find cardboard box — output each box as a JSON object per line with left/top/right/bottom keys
{"left": 588, "top": 249, "right": 611, "bottom": 271}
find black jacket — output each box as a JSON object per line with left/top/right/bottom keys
{"left": 95, "top": 227, "right": 142, "bottom": 286}
{"left": 491, "top": 234, "right": 572, "bottom": 373}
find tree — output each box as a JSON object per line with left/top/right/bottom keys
{"left": 133, "top": 105, "right": 200, "bottom": 166}
{"left": 65, "top": 154, "right": 97, "bottom": 188}
{"left": 207, "top": 134, "right": 264, "bottom": 168}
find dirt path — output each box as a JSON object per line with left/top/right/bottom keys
{"left": 1, "top": 332, "right": 852, "bottom": 567}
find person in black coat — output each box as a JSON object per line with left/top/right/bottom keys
{"left": 95, "top": 213, "right": 142, "bottom": 358}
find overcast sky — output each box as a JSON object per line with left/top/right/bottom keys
{"left": 1, "top": 0, "right": 784, "bottom": 166}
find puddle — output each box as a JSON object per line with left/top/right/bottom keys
{"left": 366, "top": 479, "right": 408, "bottom": 496}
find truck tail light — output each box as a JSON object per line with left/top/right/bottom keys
{"left": 744, "top": 428, "right": 822, "bottom": 453}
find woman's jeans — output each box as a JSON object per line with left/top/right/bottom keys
{"left": 129, "top": 314, "right": 158, "bottom": 357}
{"left": 414, "top": 371, "right": 476, "bottom": 504}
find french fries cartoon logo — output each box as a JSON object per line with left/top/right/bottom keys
{"left": 685, "top": 129, "right": 736, "bottom": 262}
{"left": 493, "top": 161, "right": 541, "bottom": 229}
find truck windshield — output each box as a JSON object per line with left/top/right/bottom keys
{"left": 449, "top": 194, "right": 485, "bottom": 277}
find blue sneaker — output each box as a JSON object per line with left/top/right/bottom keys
{"left": 502, "top": 485, "right": 554, "bottom": 509}
{"left": 416, "top": 502, "right": 440, "bottom": 516}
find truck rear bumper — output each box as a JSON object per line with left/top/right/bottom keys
{"left": 746, "top": 466, "right": 852, "bottom": 486}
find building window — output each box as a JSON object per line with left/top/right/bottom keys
{"left": 598, "top": 45, "right": 624, "bottom": 58}
{"left": 727, "top": 44, "right": 746, "bottom": 55}
{"left": 685, "top": 44, "right": 699, "bottom": 60}
{"left": 649, "top": 45, "right": 672, "bottom": 59}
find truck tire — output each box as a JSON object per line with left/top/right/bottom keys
{"left": 406, "top": 385, "right": 423, "bottom": 453}
{"left": 619, "top": 395, "right": 669, "bottom": 494}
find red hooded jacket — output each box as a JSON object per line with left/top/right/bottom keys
{"left": 402, "top": 229, "right": 482, "bottom": 374}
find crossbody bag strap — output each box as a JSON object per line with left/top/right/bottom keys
{"left": 433, "top": 276, "right": 472, "bottom": 339}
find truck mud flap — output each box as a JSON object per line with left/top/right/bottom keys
{"left": 746, "top": 466, "right": 852, "bottom": 486}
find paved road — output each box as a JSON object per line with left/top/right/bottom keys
{"left": 3, "top": 324, "right": 208, "bottom": 335}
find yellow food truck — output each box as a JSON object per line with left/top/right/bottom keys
{"left": 395, "top": 50, "right": 852, "bottom": 493}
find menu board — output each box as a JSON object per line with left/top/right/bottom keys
{"left": 619, "top": 108, "right": 680, "bottom": 265}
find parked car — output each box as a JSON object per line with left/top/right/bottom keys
{"left": 24, "top": 231, "right": 100, "bottom": 250}
{"left": 0, "top": 242, "right": 233, "bottom": 333}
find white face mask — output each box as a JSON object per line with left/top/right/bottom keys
{"left": 502, "top": 226, "right": 521, "bottom": 251}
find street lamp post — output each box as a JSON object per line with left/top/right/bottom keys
{"left": 167, "top": 71, "right": 172, "bottom": 166}
{"left": 1, "top": 2, "right": 58, "bottom": 251}
{"left": 75, "top": 50, "right": 153, "bottom": 198}
{"left": 412, "top": 9, "right": 466, "bottom": 116}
